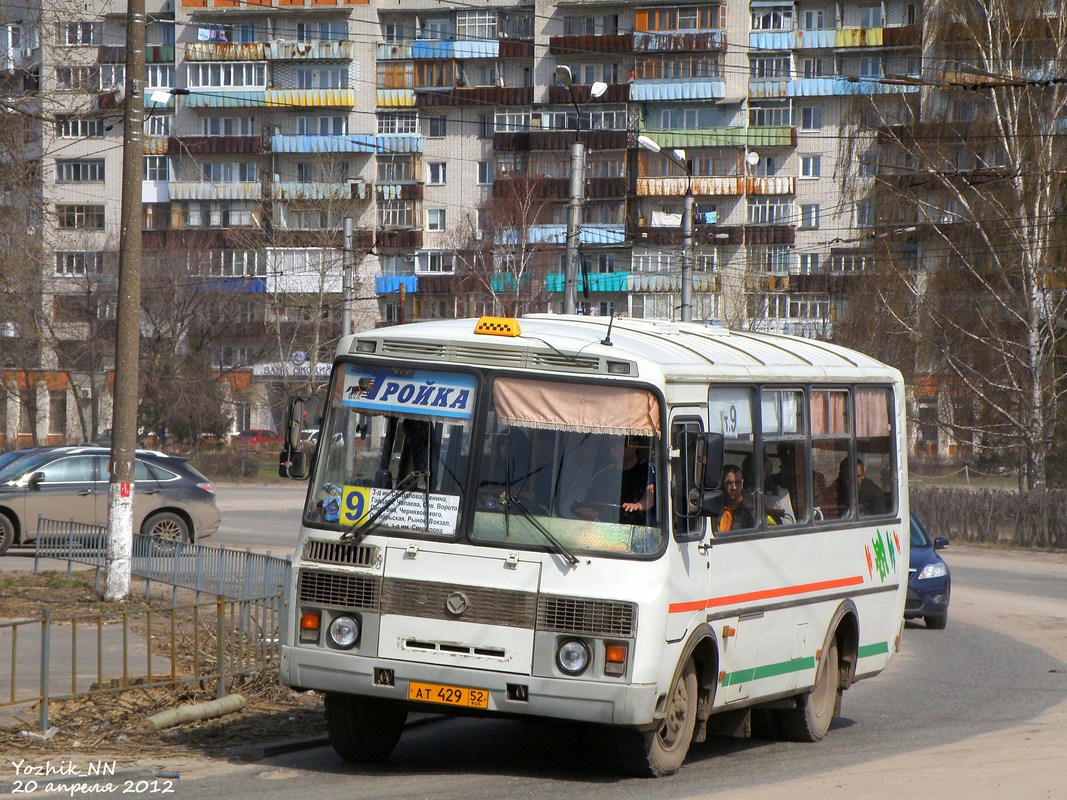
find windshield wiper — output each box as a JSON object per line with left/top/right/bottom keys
{"left": 502, "top": 492, "right": 579, "bottom": 567}
{"left": 342, "top": 470, "right": 424, "bottom": 546}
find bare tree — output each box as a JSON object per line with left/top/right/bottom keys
{"left": 452, "top": 173, "right": 560, "bottom": 317}
{"left": 837, "top": 0, "right": 1067, "bottom": 489}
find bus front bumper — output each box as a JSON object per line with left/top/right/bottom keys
{"left": 281, "top": 645, "right": 660, "bottom": 727}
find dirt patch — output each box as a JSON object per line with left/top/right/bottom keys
{"left": 0, "top": 571, "right": 327, "bottom": 762}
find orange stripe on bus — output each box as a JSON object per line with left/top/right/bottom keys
{"left": 668, "top": 575, "right": 866, "bottom": 614}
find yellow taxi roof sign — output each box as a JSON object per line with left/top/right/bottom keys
{"left": 474, "top": 316, "right": 521, "bottom": 337}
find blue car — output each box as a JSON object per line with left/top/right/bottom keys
{"left": 905, "top": 511, "right": 951, "bottom": 629}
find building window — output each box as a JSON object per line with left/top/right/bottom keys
{"left": 457, "top": 10, "right": 497, "bottom": 40}
{"left": 800, "top": 203, "right": 820, "bottom": 228}
{"left": 799, "top": 253, "right": 820, "bottom": 274}
{"left": 425, "top": 116, "right": 447, "bottom": 137}
{"left": 747, "top": 197, "right": 792, "bottom": 225}
{"left": 57, "top": 20, "right": 102, "bottom": 46}
{"left": 55, "top": 116, "right": 105, "bottom": 138}
{"left": 427, "top": 162, "right": 447, "bottom": 185}
{"left": 145, "top": 64, "right": 175, "bottom": 90}
{"left": 55, "top": 251, "right": 103, "bottom": 276}
{"left": 800, "top": 106, "right": 823, "bottom": 131}
{"left": 144, "top": 113, "right": 173, "bottom": 137}
{"left": 296, "top": 21, "right": 347, "bottom": 41}
{"left": 55, "top": 159, "right": 105, "bottom": 182}
{"left": 477, "top": 161, "right": 493, "bottom": 184}
{"left": 202, "top": 162, "right": 257, "bottom": 182}
{"left": 417, "top": 251, "right": 455, "bottom": 273}
{"left": 297, "top": 67, "right": 347, "bottom": 89}
{"left": 186, "top": 62, "right": 267, "bottom": 89}
{"left": 379, "top": 200, "right": 414, "bottom": 228}
{"left": 377, "top": 113, "right": 418, "bottom": 134}
{"left": 427, "top": 208, "right": 446, "bottom": 231}
{"left": 801, "top": 10, "right": 825, "bottom": 29}
{"left": 202, "top": 116, "right": 254, "bottom": 136}
{"left": 859, "top": 56, "right": 882, "bottom": 79}
{"left": 855, "top": 200, "right": 875, "bottom": 227}
{"left": 48, "top": 390, "right": 66, "bottom": 436}
{"left": 56, "top": 205, "right": 105, "bottom": 230}
{"left": 800, "top": 155, "right": 821, "bottom": 179}
{"left": 859, "top": 6, "right": 883, "bottom": 27}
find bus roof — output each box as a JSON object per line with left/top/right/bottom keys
{"left": 344, "top": 316, "right": 901, "bottom": 385}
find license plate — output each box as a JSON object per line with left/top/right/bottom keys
{"left": 408, "top": 680, "right": 490, "bottom": 709}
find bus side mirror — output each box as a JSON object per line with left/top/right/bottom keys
{"left": 279, "top": 446, "right": 308, "bottom": 480}
{"left": 285, "top": 395, "right": 312, "bottom": 450}
{"left": 679, "top": 431, "right": 725, "bottom": 517}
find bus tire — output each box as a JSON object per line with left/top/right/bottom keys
{"left": 617, "top": 658, "right": 697, "bottom": 777}
{"left": 324, "top": 692, "right": 407, "bottom": 763}
{"left": 778, "top": 635, "right": 839, "bottom": 742}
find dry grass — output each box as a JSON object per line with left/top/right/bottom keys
{"left": 0, "top": 571, "right": 326, "bottom": 761}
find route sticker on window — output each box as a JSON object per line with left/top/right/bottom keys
{"left": 341, "top": 366, "right": 475, "bottom": 421}
{"left": 342, "top": 485, "right": 460, "bottom": 536}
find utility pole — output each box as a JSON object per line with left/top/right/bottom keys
{"left": 105, "top": 0, "right": 146, "bottom": 601}
{"left": 564, "top": 140, "right": 585, "bottom": 316}
{"left": 342, "top": 216, "right": 353, "bottom": 337}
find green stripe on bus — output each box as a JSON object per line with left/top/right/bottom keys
{"left": 858, "top": 641, "right": 890, "bottom": 659}
{"left": 721, "top": 656, "right": 816, "bottom": 687}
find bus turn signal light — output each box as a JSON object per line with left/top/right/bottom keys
{"left": 604, "top": 643, "right": 628, "bottom": 676}
{"left": 300, "top": 612, "right": 321, "bottom": 643}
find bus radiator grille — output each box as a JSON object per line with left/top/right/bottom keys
{"left": 537, "top": 596, "right": 637, "bottom": 637}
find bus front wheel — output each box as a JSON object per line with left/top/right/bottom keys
{"left": 778, "top": 636, "right": 839, "bottom": 742}
{"left": 324, "top": 692, "right": 407, "bottom": 763}
{"left": 617, "top": 658, "right": 697, "bottom": 777}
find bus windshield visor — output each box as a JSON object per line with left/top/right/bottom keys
{"left": 471, "top": 377, "right": 664, "bottom": 558}
{"left": 305, "top": 364, "right": 476, "bottom": 538}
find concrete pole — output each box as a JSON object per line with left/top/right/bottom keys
{"left": 681, "top": 187, "right": 694, "bottom": 323}
{"left": 106, "top": 0, "right": 146, "bottom": 601}
{"left": 341, "top": 217, "right": 353, "bottom": 337}
{"left": 564, "top": 139, "right": 586, "bottom": 315}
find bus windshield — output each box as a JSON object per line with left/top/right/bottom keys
{"left": 305, "top": 366, "right": 664, "bottom": 557}
{"left": 470, "top": 376, "right": 663, "bottom": 558}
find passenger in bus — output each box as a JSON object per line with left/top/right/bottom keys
{"left": 575, "top": 435, "right": 655, "bottom": 524}
{"left": 831, "top": 457, "right": 887, "bottom": 517}
{"left": 718, "top": 465, "right": 755, "bottom": 532}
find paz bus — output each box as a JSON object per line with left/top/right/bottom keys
{"left": 277, "top": 314, "right": 908, "bottom": 777}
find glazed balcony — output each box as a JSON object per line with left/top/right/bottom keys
{"left": 375, "top": 183, "right": 423, "bottom": 201}
{"left": 269, "top": 181, "right": 358, "bottom": 201}
{"left": 633, "top": 30, "right": 726, "bottom": 51}
{"left": 636, "top": 176, "right": 744, "bottom": 197}
{"left": 168, "top": 181, "right": 262, "bottom": 201}
{"left": 376, "top": 229, "right": 423, "bottom": 249}
{"left": 415, "top": 85, "right": 534, "bottom": 107}
{"left": 640, "top": 126, "right": 795, "bottom": 149}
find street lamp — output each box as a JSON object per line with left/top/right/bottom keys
{"left": 637, "top": 134, "right": 694, "bottom": 323}
{"left": 555, "top": 65, "right": 607, "bottom": 315}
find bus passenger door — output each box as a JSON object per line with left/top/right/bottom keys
{"left": 666, "top": 412, "right": 710, "bottom": 643}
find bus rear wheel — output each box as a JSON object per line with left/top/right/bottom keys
{"left": 617, "top": 658, "right": 697, "bottom": 777}
{"left": 778, "top": 636, "right": 839, "bottom": 742}
{"left": 324, "top": 692, "right": 407, "bottom": 763}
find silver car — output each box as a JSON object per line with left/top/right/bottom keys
{"left": 0, "top": 446, "right": 220, "bottom": 555}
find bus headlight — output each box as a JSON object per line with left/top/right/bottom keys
{"left": 327, "top": 615, "right": 361, "bottom": 649}
{"left": 556, "top": 639, "right": 591, "bottom": 675}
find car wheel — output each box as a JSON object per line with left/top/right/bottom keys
{"left": 142, "top": 512, "right": 189, "bottom": 549}
{"left": 925, "top": 613, "right": 948, "bottom": 630}
{"left": 617, "top": 658, "right": 698, "bottom": 777}
{"left": 778, "top": 635, "right": 839, "bottom": 742}
{"left": 324, "top": 692, "right": 407, "bottom": 763}
{"left": 0, "top": 514, "right": 13, "bottom": 556}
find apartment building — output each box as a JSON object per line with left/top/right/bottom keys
{"left": 0, "top": 0, "right": 922, "bottom": 443}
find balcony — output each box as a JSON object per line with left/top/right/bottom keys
{"left": 788, "top": 76, "right": 918, "bottom": 96}
{"left": 269, "top": 181, "right": 354, "bottom": 201}
{"left": 179, "top": 0, "right": 370, "bottom": 9}
{"left": 168, "top": 181, "right": 262, "bottom": 201}
{"left": 641, "top": 126, "right": 795, "bottom": 149}
{"left": 631, "top": 224, "right": 744, "bottom": 246}
{"left": 629, "top": 79, "right": 725, "bottom": 102}
{"left": 547, "top": 83, "right": 630, "bottom": 104}
{"left": 271, "top": 133, "right": 377, "bottom": 154}
{"left": 548, "top": 34, "right": 634, "bottom": 54}
{"left": 377, "top": 230, "right": 423, "bottom": 249}
{"left": 376, "top": 183, "right": 423, "bottom": 201}
{"left": 184, "top": 41, "right": 357, "bottom": 61}
{"left": 747, "top": 176, "right": 795, "bottom": 195}
{"left": 494, "top": 129, "right": 630, "bottom": 151}
{"left": 637, "top": 176, "right": 744, "bottom": 197}
{"left": 155, "top": 136, "right": 263, "bottom": 155}
{"left": 633, "top": 31, "right": 726, "bottom": 51}
{"left": 492, "top": 176, "right": 626, "bottom": 200}
{"left": 415, "top": 86, "right": 533, "bottom": 107}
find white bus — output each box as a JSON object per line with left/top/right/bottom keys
{"left": 278, "top": 315, "right": 909, "bottom": 777}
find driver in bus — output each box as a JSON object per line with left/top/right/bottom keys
{"left": 719, "top": 464, "right": 756, "bottom": 532}
{"left": 575, "top": 435, "right": 655, "bottom": 524}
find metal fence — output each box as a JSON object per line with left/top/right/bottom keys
{"left": 1, "top": 592, "right": 282, "bottom": 731}
{"left": 34, "top": 517, "right": 292, "bottom": 603}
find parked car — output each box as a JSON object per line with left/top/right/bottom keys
{"left": 0, "top": 446, "right": 220, "bottom": 556}
{"left": 233, "top": 428, "right": 283, "bottom": 450}
{"left": 905, "top": 511, "right": 951, "bottom": 629}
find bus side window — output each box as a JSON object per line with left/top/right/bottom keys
{"left": 856, "top": 387, "right": 895, "bottom": 517}
{"left": 811, "top": 389, "right": 850, "bottom": 522}
{"left": 670, "top": 417, "right": 704, "bottom": 540}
